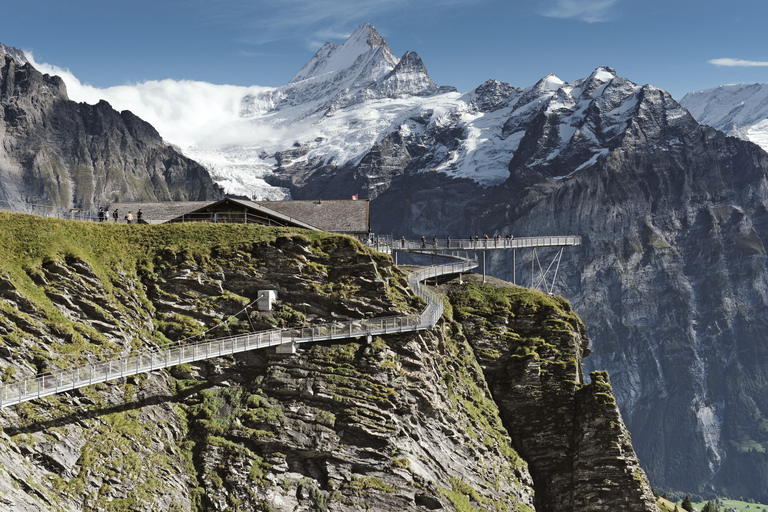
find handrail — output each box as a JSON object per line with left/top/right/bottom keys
{"left": 395, "top": 235, "right": 581, "bottom": 252}
{"left": 0, "top": 255, "right": 478, "bottom": 407}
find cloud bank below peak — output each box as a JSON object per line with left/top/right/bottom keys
{"left": 26, "top": 53, "right": 285, "bottom": 150}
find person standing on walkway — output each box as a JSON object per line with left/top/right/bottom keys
{"left": 401, "top": 236, "right": 406, "bottom": 248}
{"left": 113, "top": 209, "right": 119, "bottom": 222}
{"left": 421, "top": 236, "right": 426, "bottom": 248}
{"left": 98, "top": 207, "right": 104, "bottom": 222}
{"left": 433, "top": 236, "right": 438, "bottom": 249}
{"left": 137, "top": 209, "right": 143, "bottom": 223}
{"left": 125, "top": 211, "right": 133, "bottom": 225}
{"left": 447, "top": 236, "right": 451, "bottom": 249}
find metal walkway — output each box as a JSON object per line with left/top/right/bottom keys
{"left": 0, "top": 258, "right": 476, "bottom": 408}
{"left": 0, "top": 235, "right": 581, "bottom": 408}
{"left": 393, "top": 235, "right": 582, "bottom": 253}
{"left": 393, "top": 235, "right": 581, "bottom": 292}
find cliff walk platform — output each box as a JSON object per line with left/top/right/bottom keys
{"left": 0, "top": 235, "right": 580, "bottom": 408}
{"left": 391, "top": 235, "right": 581, "bottom": 287}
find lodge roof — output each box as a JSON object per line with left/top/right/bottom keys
{"left": 108, "top": 198, "right": 370, "bottom": 234}
{"left": 254, "top": 199, "right": 369, "bottom": 234}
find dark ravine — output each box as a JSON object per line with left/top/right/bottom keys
{"left": 0, "top": 45, "right": 223, "bottom": 213}
{"left": 0, "top": 216, "right": 657, "bottom": 511}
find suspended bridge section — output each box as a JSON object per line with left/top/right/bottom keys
{"left": 392, "top": 235, "right": 582, "bottom": 291}
{"left": 0, "top": 258, "right": 477, "bottom": 408}
{"left": 0, "top": 235, "right": 580, "bottom": 408}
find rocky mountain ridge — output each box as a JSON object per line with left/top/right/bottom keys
{"left": 0, "top": 44, "right": 223, "bottom": 214}
{"left": 0, "top": 215, "right": 658, "bottom": 511}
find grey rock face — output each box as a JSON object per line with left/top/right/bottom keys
{"left": 0, "top": 52, "right": 223, "bottom": 213}
{"left": 449, "top": 279, "right": 658, "bottom": 512}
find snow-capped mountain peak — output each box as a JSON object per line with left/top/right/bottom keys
{"left": 239, "top": 23, "right": 452, "bottom": 122}
{"left": 289, "top": 23, "right": 396, "bottom": 85}
{"left": 535, "top": 73, "right": 566, "bottom": 93}
{"left": 180, "top": 29, "right": 693, "bottom": 201}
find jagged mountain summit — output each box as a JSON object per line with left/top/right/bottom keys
{"left": 680, "top": 83, "right": 768, "bottom": 151}
{"left": 0, "top": 43, "right": 223, "bottom": 213}
{"left": 242, "top": 23, "right": 454, "bottom": 118}
{"left": 0, "top": 42, "right": 26, "bottom": 66}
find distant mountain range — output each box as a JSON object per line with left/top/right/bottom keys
{"left": 4, "top": 23, "right": 768, "bottom": 502}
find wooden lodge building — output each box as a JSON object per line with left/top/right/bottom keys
{"left": 108, "top": 198, "right": 371, "bottom": 237}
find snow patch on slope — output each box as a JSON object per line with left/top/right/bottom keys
{"left": 680, "top": 83, "right": 768, "bottom": 152}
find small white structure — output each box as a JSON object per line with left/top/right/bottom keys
{"left": 257, "top": 290, "right": 277, "bottom": 311}
{"left": 275, "top": 341, "right": 296, "bottom": 354}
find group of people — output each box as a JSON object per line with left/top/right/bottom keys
{"left": 470, "top": 234, "right": 514, "bottom": 248}
{"left": 97, "top": 207, "right": 143, "bottom": 225}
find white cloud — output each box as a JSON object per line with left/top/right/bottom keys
{"left": 539, "top": 0, "right": 620, "bottom": 22}
{"left": 709, "top": 58, "right": 768, "bottom": 68}
{"left": 26, "top": 52, "right": 284, "bottom": 150}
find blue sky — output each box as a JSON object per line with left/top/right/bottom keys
{"left": 2, "top": 0, "right": 767, "bottom": 99}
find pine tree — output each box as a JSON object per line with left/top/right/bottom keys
{"left": 682, "top": 495, "right": 694, "bottom": 512}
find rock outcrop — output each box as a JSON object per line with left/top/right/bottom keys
{"left": 0, "top": 214, "right": 656, "bottom": 511}
{"left": 449, "top": 280, "right": 657, "bottom": 512}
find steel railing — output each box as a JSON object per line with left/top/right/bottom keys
{"left": 395, "top": 235, "right": 581, "bottom": 251}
